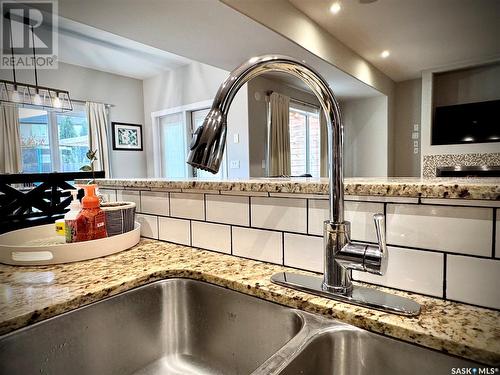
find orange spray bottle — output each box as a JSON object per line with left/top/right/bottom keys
{"left": 75, "top": 185, "right": 107, "bottom": 242}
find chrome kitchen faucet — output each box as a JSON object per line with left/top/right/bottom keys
{"left": 187, "top": 55, "right": 420, "bottom": 316}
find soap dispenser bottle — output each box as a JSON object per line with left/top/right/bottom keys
{"left": 75, "top": 185, "right": 107, "bottom": 242}
{"left": 64, "top": 189, "right": 81, "bottom": 243}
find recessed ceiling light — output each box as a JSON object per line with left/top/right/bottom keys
{"left": 381, "top": 50, "right": 390, "bottom": 58}
{"left": 330, "top": 2, "right": 341, "bottom": 14}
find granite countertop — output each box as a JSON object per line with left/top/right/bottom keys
{"left": 93, "top": 177, "right": 500, "bottom": 200}
{"left": 0, "top": 239, "right": 499, "bottom": 365}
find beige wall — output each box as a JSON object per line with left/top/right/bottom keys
{"left": 393, "top": 79, "right": 422, "bottom": 176}
{"left": 342, "top": 96, "right": 389, "bottom": 177}
{"left": 433, "top": 62, "right": 500, "bottom": 107}
{"left": 0, "top": 62, "right": 146, "bottom": 178}
{"left": 143, "top": 61, "right": 250, "bottom": 178}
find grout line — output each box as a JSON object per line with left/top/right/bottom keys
{"left": 168, "top": 192, "right": 171, "bottom": 216}
{"left": 281, "top": 231, "right": 285, "bottom": 266}
{"left": 492, "top": 208, "right": 497, "bottom": 259}
{"left": 248, "top": 196, "right": 252, "bottom": 227}
{"left": 156, "top": 215, "right": 159, "bottom": 240}
{"left": 306, "top": 199, "right": 309, "bottom": 235}
{"left": 189, "top": 220, "right": 193, "bottom": 247}
{"left": 230, "top": 225, "right": 233, "bottom": 255}
{"left": 203, "top": 194, "right": 207, "bottom": 221}
{"left": 443, "top": 253, "right": 447, "bottom": 299}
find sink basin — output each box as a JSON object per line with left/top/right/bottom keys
{"left": 276, "top": 327, "right": 480, "bottom": 375}
{"left": 0, "top": 279, "right": 303, "bottom": 375}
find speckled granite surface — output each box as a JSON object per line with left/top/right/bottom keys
{"left": 91, "top": 177, "right": 500, "bottom": 200}
{"left": 0, "top": 239, "right": 499, "bottom": 365}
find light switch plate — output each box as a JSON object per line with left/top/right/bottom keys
{"left": 413, "top": 124, "right": 419, "bottom": 132}
{"left": 413, "top": 140, "right": 419, "bottom": 147}
{"left": 412, "top": 132, "right": 419, "bottom": 139}
{"left": 413, "top": 147, "right": 419, "bottom": 154}
{"left": 230, "top": 160, "right": 240, "bottom": 169}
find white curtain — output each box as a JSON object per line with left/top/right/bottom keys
{"left": 0, "top": 104, "right": 22, "bottom": 174}
{"left": 320, "top": 111, "right": 328, "bottom": 178}
{"left": 269, "top": 92, "right": 291, "bottom": 176}
{"left": 86, "top": 102, "right": 111, "bottom": 177}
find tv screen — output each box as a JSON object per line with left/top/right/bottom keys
{"left": 432, "top": 100, "right": 500, "bottom": 145}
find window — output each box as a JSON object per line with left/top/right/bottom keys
{"left": 289, "top": 102, "right": 320, "bottom": 177}
{"left": 19, "top": 103, "right": 90, "bottom": 173}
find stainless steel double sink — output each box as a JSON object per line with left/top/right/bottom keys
{"left": 0, "top": 279, "right": 481, "bottom": 374}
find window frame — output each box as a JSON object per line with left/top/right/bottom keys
{"left": 18, "top": 103, "right": 90, "bottom": 173}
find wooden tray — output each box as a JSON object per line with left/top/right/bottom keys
{"left": 0, "top": 222, "right": 141, "bottom": 266}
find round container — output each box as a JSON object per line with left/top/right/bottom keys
{"left": 101, "top": 201, "right": 136, "bottom": 236}
{"left": 0, "top": 222, "right": 141, "bottom": 266}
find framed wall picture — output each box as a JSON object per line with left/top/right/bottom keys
{"left": 112, "top": 122, "right": 143, "bottom": 151}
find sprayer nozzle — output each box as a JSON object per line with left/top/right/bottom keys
{"left": 187, "top": 108, "right": 227, "bottom": 174}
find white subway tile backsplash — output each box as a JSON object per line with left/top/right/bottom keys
{"left": 106, "top": 185, "right": 499, "bottom": 308}
{"left": 158, "top": 217, "right": 191, "bottom": 245}
{"left": 352, "top": 246, "right": 444, "bottom": 297}
{"left": 170, "top": 193, "right": 204, "bottom": 220}
{"left": 308, "top": 199, "right": 383, "bottom": 242}
{"left": 99, "top": 188, "right": 116, "bottom": 202}
{"left": 232, "top": 227, "right": 282, "bottom": 264}
{"left": 140, "top": 191, "right": 169, "bottom": 216}
{"left": 192, "top": 221, "right": 231, "bottom": 254}
{"left": 284, "top": 233, "right": 323, "bottom": 273}
{"left": 117, "top": 190, "right": 141, "bottom": 211}
{"left": 135, "top": 214, "right": 158, "bottom": 239}
{"left": 447, "top": 256, "right": 500, "bottom": 309}
{"left": 206, "top": 194, "right": 249, "bottom": 226}
{"left": 251, "top": 197, "right": 306, "bottom": 233}
{"left": 387, "top": 204, "right": 492, "bottom": 256}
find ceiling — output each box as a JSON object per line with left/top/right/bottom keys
{"left": 57, "top": 18, "right": 192, "bottom": 79}
{"left": 289, "top": 0, "right": 500, "bottom": 81}
{"left": 56, "top": 0, "right": 381, "bottom": 100}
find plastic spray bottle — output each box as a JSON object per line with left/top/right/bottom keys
{"left": 75, "top": 185, "right": 107, "bottom": 242}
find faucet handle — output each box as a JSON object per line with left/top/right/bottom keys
{"left": 364, "top": 214, "right": 389, "bottom": 275}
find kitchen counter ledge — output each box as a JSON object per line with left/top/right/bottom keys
{"left": 93, "top": 177, "right": 500, "bottom": 201}
{"left": 0, "top": 239, "right": 499, "bottom": 365}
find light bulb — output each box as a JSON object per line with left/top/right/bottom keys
{"left": 33, "top": 93, "right": 42, "bottom": 105}
{"left": 381, "top": 50, "right": 390, "bottom": 58}
{"left": 53, "top": 96, "right": 61, "bottom": 108}
{"left": 330, "top": 2, "right": 341, "bottom": 14}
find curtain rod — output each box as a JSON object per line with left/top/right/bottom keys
{"left": 265, "top": 90, "right": 320, "bottom": 110}
{"left": 71, "top": 98, "right": 115, "bottom": 108}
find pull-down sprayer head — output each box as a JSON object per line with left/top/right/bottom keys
{"left": 187, "top": 107, "right": 227, "bottom": 174}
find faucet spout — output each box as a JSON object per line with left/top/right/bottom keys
{"left": 187, "top": 55, "right": 420, "bottom": 315}
{"left": 187, "top": 55, "right": 344, "bottom": 223}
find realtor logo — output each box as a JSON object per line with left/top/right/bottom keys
{"left": 1, "top": 0, "right": 58, "bottom": 69}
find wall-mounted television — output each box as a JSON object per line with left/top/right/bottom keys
{"left": 432, "top": 99, "right": 500, "bottom": 145}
